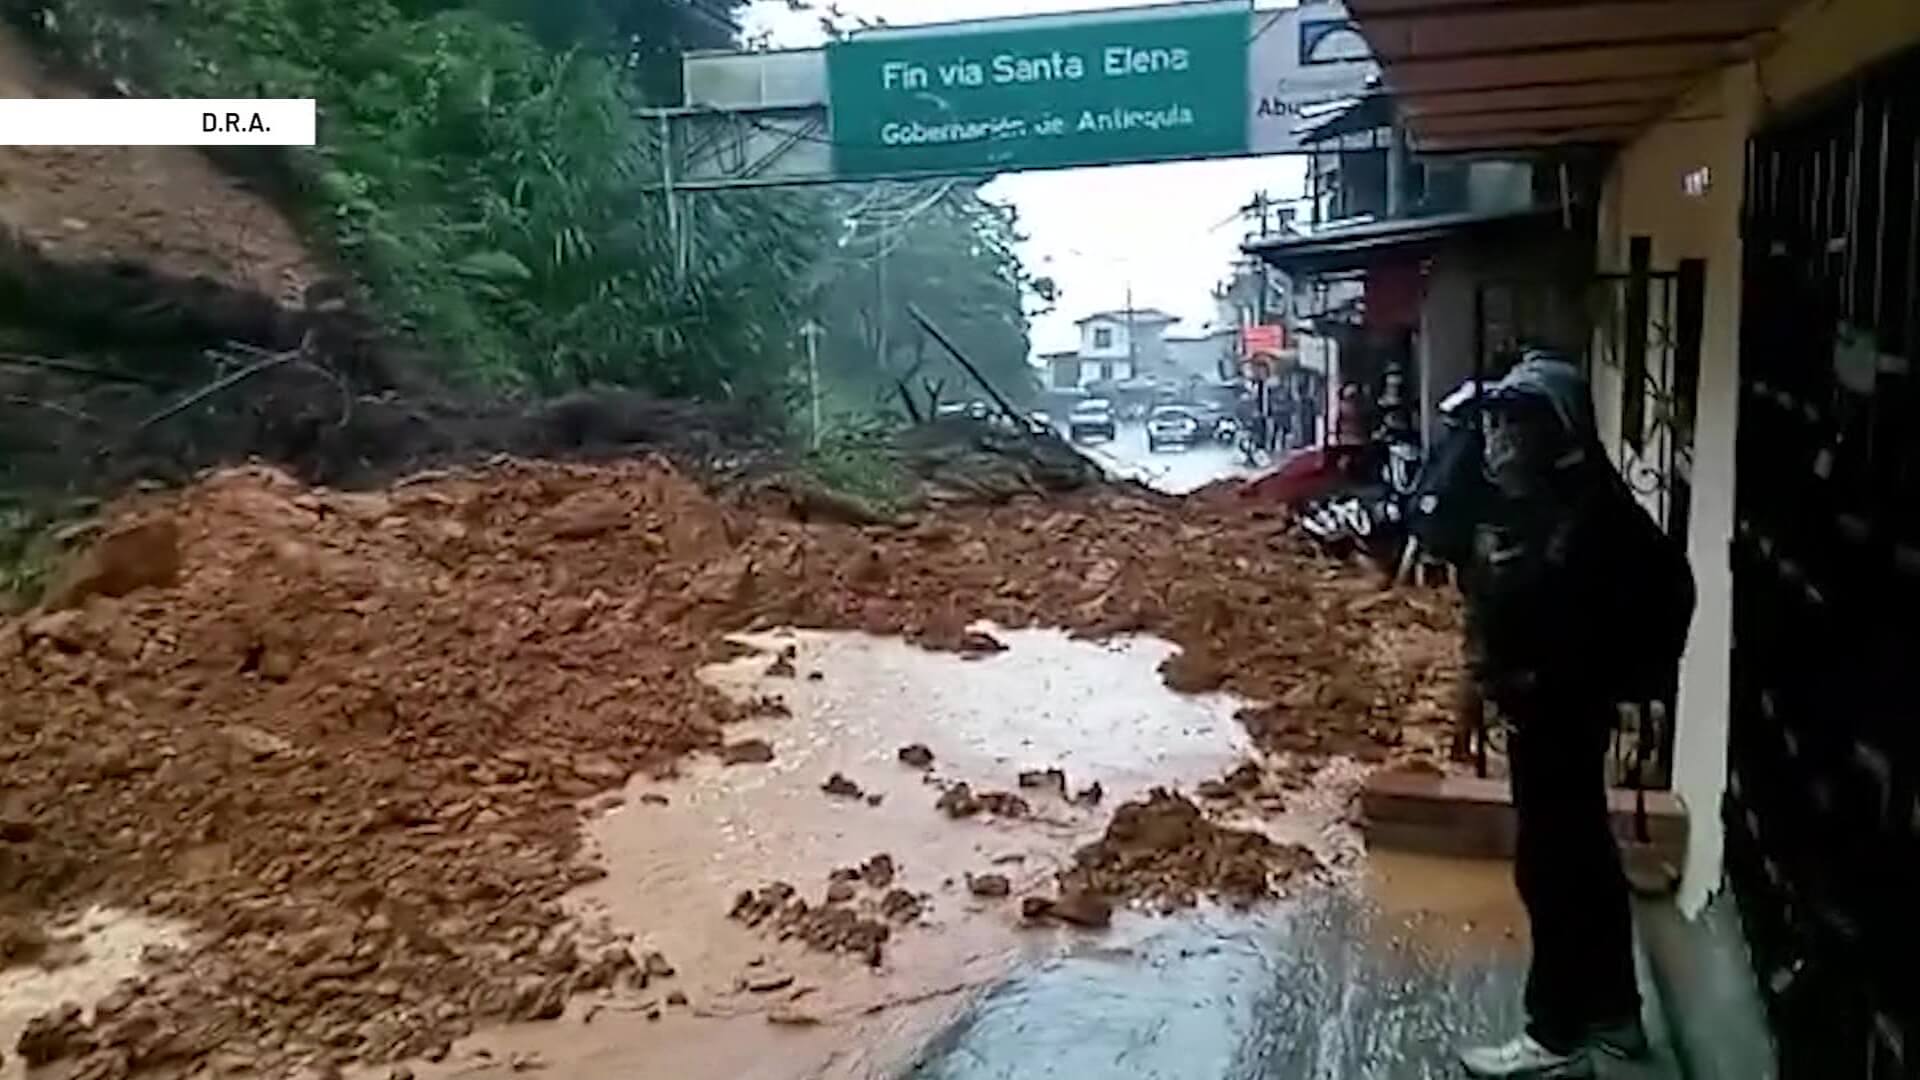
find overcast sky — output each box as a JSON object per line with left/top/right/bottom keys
{"left": 740, "top": 0, "right": 1307, "bottom": 355}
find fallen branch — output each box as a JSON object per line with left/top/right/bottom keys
{"left": 127, "top": 348, "right": 300, "bottom": 437}
{"left": 906, "top": 305, "right": 1025, "bottom": 432}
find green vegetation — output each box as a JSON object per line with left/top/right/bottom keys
{"left": 10, "top": 0, "right": 1048, "bottom": 422}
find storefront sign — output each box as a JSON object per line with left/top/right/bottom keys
{"left": 827, "top": 2, "right": 1250, "bottom": 179}
{"left": 1247, "top": 1, "right": 1379, "bottom": 155}
{"left": 1242, "top": 323, "right": 1287, "bottom": 357}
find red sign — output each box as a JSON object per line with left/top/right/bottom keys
{"left": 1241, "top": 324, "right": 1286, "bottom": 357}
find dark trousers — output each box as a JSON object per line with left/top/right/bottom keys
{"left": 1506, "top": 698, "right": 1641, "bottom": 1052}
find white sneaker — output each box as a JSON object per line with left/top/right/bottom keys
{"left": 1458, "top": 1034, "right": 1595, "bottom": 1079}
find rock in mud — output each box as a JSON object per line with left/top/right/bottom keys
{"left": 666, "top": 990, "right": 689, "bottom": 1007}
{"left": 721, "top": 739, "right": 776, "bottom": 766}
{"left": 976, "top": 791, "right": 1031, "bottom": 818}
{"left": 821, "top": 773, "right": 864, "bottom": 800}
{"left": 966, "top": 874, "right": 1012, "bottom": 899}
{"left": 1049, "top": 889, "right": 1114, "bottom": 929}
{"left": 1020, "top": 896, "right": 1055, "bottom": 923}
{"left": 1059, "top": 789, "right": 1319, "bottom": 911}
{"left": 642, "top": 951, "right": 676, "bottom": 979}
{"left": 860, "top": 854, "right": 896, "bottom": 889}
{"left": 766, "top": 647, "right": 797, "bottom": 678}
{"left": 936, "top": 782, "right": 981, "bottom": 819}
{"left": 1017, "top": 768, "right": 1068, "bottom": 795}
{"left": 897, "top": 743, "right": 936, "bottom": 770}
{"left": 18, "top": 1003, "right": 92, "bottom": 1065}
{"left": 509, "top": 977, "right": 569, "bottom": 1022}
{"left": 957, "top": 630, "right": 1009, "bottom": 657}
{"left": 881, "top": 889, "right": 924, "bottom": 922}
{"left": 746, "top": 971, "right": 796, "bottom": 994}
{"left": 825, "top": 880, "right": 857, "bottom": 904}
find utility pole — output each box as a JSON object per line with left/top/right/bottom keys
{"left": 1253, "top": 192, "right": 1271, "bottom": 325}
{"left": 801, "top": 320, "right": 825, "bottom": 450}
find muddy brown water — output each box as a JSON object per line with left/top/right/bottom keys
{"left": 340, "top": 629, "right": 1527, "bottom": 1080}
{"left": 1, "top": 628, "right": 1539, "bottom": 1080}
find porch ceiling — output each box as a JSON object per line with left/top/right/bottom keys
{"left": 1344, "top": 0, "right": 1800, "bottom": 152}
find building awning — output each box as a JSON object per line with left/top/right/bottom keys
{"left": 1243, "top": 205, "right": 1561, "bottom": 275}
{"left": 1300, "top": 91, "right": 1392, "bottom": 145}
{"left": 1344, "top": 0, "right": 1799, "bottom": 153}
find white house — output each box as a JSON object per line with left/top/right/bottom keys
{"left": 1045, "top": 309, "right": 1177, "bottom": 390}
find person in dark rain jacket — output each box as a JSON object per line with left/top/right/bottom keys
{"left": 1448, "top": 353, "right": 1695, "bottom": 1080}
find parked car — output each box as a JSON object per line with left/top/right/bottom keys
{"left": 1147, "top": 405, "right": 1203, "bottom": 452}
{"left": 1068, "top": 399, "right": 1116, "bottom": 443}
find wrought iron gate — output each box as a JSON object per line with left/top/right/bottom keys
{"left": 1591, "top": 243, "right": 1706, "bottom": 542}
{"left": 1727, "top": 43, "right": 1920, "bottom": 1080}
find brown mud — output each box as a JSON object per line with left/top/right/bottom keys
{"left": 0, "top": 456, "right": 1459, "bottom": 1077}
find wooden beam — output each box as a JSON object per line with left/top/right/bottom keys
{"left": 1411, "top": 125, "right": 1642, "bottom": 152}
{"left": 1399, "top": 79, "right": 1695, "bottom": 116}
{"left": 1358, "top": 0, "right": 1781, "bottom": 62}
{"left": 1410, "top": 102, "right": 1665, "bottom": 136}
{"left": 1381, "top": 41, "right": 1732, "bottom": 95}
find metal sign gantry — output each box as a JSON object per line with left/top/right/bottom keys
{"left": 646, "top": 0, "right": 1376, "bottom": 191}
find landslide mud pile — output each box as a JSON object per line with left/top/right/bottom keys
{"left": 0, "top": 456, "right": 1460, "bottom": 1077}
{"left": 1058, "top": 789, "right": 1321, "bottom": 911}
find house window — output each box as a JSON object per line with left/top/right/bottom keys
{"left": 1092, "top": 326, "right": 1114, "bottom": 349}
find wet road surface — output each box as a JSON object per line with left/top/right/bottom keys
{"left": 351, "top": 628, "right": 1675, "bottom": 1080}
{"left": 0, "top": 628, "right": 1674, "bottom": 1080}
{"left": 1078, "top": 422, "right": 1252, "bottom": 496}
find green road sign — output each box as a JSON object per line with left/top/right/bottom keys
{"left": 827, "top": 1, "right": 1250, "bottom": 180}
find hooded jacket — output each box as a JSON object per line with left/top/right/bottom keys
{"left": 1460, "top": 355, "right": 1695, "bottom": 711}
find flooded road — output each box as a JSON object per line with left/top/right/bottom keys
{"left": 1081, "top": 422, "right": 1252, "bottom": 496}
{"left": 369, "top": 628, "right": 1382, "bottom": 1080}
{"left": 353, "top": 627, "right": 1655, "bottom": 1080}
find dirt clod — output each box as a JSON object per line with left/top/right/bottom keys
{"left": 766, "top": 646, "right": 798, "bottom": 678}
{"left": 936, "top": 783, "right": 981, "bottom": 819}
{"left": 966, "top": 874, "right": 1011, "bottom": 899}
{"left": 642, "top": 951, "right": 675, "bottom": 979}
{"left": 880, "top": 889, "right": 924, "bottom": 923}
{"left": 897, "top": 744, "right": 935, "bottom": 769}
{"left": 821, "top": 773, "right": 864, "bottom": 800}
{"left": 957, "top": 630, "right": 1008, "bottom": 657}
{"left": 18, "top": 1003, "right": 91, "bottom": 1065}
{"left": 1060, "top": 789, "right": 1319, "bottom": 911}
{"left": 1049, "top": 890, "right": 1114, "bottom": 929}
{"left": 721, "top": 738, "right": 777, "bottom": 765}
{"left": 1072, "top": 782, "right": 1105, "bottom": 807}
{"left": 1017, "top": 768, "right": 1068, "bottom": 795}
{"left": 860, "top": 854, "right": 896, "bottom": 889}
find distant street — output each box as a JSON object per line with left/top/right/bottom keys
{"left": 1076, "top": 420, "right": 1252, "bottom": 496}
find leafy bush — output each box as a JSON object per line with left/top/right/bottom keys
{"left": 9, "top": 0, "right": 1045, "bottom": 426}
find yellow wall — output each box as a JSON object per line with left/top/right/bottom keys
{"left": 1597, "top": 0, "right": 1920, "bottom": 916}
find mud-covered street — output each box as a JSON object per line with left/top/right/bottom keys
{"left": 0, "top": 451, "right": 1480, "bottom": 1078}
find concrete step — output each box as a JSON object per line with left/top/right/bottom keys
{"left": 1362, "top": 768, "right": 1687, "bottom": 866}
